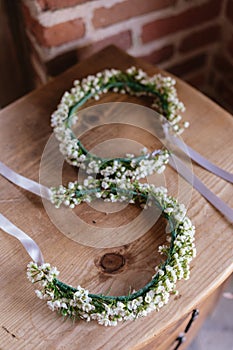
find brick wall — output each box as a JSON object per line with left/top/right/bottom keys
{"left": 21, "top": 0, "right": 233, "bottom": 112}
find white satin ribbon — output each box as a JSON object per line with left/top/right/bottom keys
{"left": 162, "top": 125, "right": 233, "bottom": 224}
{"left": 0, "top": 214, "right": 44, "bottom": 264}
{"left": 166, "top": 131, "right": 233, "bottom": 184}
{"left": 0, "top": 161, "right": 51, "bottom": 200}
{"left": 169, "top": 155, "right": 233, "bottom": 224}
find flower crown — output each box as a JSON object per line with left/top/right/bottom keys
{"left": 28, "top": 183, "right": 196, "bottom": 326}
{"left": 51, "top": 67, "right": 188, "bottom": 180}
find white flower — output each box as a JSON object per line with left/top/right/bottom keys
{"left": 97, "top": 315, "right": 111, "bottom": 327}
{"left": 50, "top": 266, "right": 59, "bottom": 277}
{"left": 47, "top": 300, "right": 61, "bottom": 311}
{"left": 158, "top": 301, "right": 164, "bottom": 308}
{"left": 35, "top": 290, "right": 44, "bottom": 299}
{"left": 145, "top": 290, "right": 155, "bottom": 304}
{"left": 127, "top": 298, "right": 141, "bottom": 311}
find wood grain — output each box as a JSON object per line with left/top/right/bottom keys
{"left": 0, "top": 46, "right": 232, "bottom": 350}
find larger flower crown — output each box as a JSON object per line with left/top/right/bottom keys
{"left": 28, "top": 183, "right": 196, "bottom": 326}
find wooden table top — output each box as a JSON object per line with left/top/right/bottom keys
{"left": 0, "top": 46, "right": 232, "bottom": 350}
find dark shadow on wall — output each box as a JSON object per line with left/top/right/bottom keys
{"left": 0, "top": 0, "right": 34, "bottom": 107}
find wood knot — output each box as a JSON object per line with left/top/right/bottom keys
{"left": 100, "top": 253, "right": 125, "bottom": 273}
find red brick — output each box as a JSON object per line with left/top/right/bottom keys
{"left": 167, "top": 54, "right": 207, "bottom": 77}
{"left": 179, "top": 25, "right": 221, "bottom": 52}
{"left": 226, "top": 0, "right": 233, "bottom": 24}
{"left": 22, "top": 4, "right": 85, "bottom": 47}
{"left": 77, "top": 30, "right": 132, "bottom": 60}
{"left": 37, "top": 0, "right": 94, "bottom": 11}
{"left": 140, "top": 45, "right": 174, "bottom": 65}
{"left": 92, "top": 0, "right": 177, "bottom": 28}
{"left": 142, "top": 0, "right": 222, "bottom": 43}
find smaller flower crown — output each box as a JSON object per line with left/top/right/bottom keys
{"left": 51, "top": 67, "right": 188, "bottom": 180}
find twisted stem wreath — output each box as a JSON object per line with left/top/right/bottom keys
{"left": 28, "top": 183, "right": 196, "bottom": 327}
{"left": 51, "top": 67, "right": 188, "bottom": 180}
